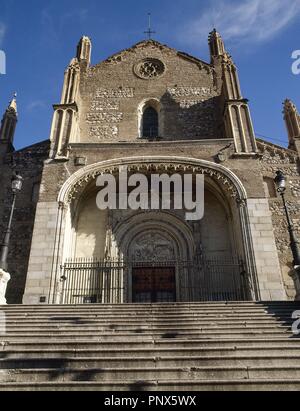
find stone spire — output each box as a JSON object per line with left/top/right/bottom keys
{"left": 208, "top": 29, "right": 226, "bottom": 58}
{"left": 0, "top": 93, "right": 18, "bottom": 147}
{"left": 283, "top": 99, "right": 300, "bottom": 150}
{"left": 209, "top": 29, "right": 257, "bottom": 154}
{"left": 49, "top": 37, "right": 90, "bottom": 159}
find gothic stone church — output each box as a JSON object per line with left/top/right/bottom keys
{"left": 1, "top": 31, "right": 300, "bottom": 306}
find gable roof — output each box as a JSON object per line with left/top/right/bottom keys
{"left": 91, "top": 39, "right": 212, "bottom": 71}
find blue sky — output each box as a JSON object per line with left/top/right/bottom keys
{"left": 0, "top": 0, "right": 299, "bottom": 150}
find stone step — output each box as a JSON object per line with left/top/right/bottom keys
{"left": 1, "top": 328, "right": 292, "bottom": 336}
{"left": 1, "top": 321, "right": 293, "bottom": 334}
{"left": 1, "top": 321, "right": 292, "bottom": 330}
{"left": 3, "top": 345, "right": 300, "bottom": 357}
{"left": 2, "top": 304, "right": 299, "bottom": 313}
{"left": 1, "top": 318, "right": 294, "bottom": 328}
{"left": 0, "top": 302, "right": 299, "bottom": 391}
{"left": 1, "top": 313, "right": 296, "bottom": 322}
{"left": 1, "top": 312, "right": 297, "bottom": 320}
{"left": 5, "top": 305, "right": 297, "bottom": 310}
{"left": 2, "top": 338, "right": 300, "bottom": 350}
{"left": 1, "top": 353, "right": 300, "bottom": 369}
{"left": 1, "top": 330, "right": 292, "bottom": 340}
{"left": 1, "top": 307, "right": 298, "bottom": 314}
{"left": 2, "top": 365, "right": 300, "bottom": 382}
{"left": 4, "top": 302, "right": 299, "bottom": 308}
{"left": 1, "top": 317, "right": 294, "bottom": 325}
{"left": 1, "top": 379, "right": 300, "bottom": 391}
{"left": 1, "top": 315, "right": 296, "bottom": 323}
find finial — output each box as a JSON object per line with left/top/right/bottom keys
{"left": 209, "top": 28, "right": 225, "bottom": 57}
{"left": 8, "top": 92, "right": 17, "bottom": 112}
{"left": 76, "top": 36, "right": 92, "bottom": 64}
{"left": 283, "top": 98, "right": 298, "bottom": 114}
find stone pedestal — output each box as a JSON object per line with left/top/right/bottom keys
{"left": 291, "top": 267, "right": 300, "bottom": 301}
{"left": 0, "top": 269, "right": 10, "bottom": 305}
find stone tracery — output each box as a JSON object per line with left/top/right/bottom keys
{"left": 134, "top": 58, "right": 165, "bottom": 79}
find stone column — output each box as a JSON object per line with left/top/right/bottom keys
{"left": 247, "top": 199, "right": 287, "bottom": 301}
{"left": 0, "top": 269, "right": 10, "bottom": 305}
{"left": 23, "top": 202, "right": 60, "bottom": 305}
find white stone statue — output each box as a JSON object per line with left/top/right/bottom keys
{"left": 0, "top": 269, "right": 10, "bottom": 305}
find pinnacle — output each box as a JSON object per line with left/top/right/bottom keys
{"left": 8, "top": 92, "right": 17, "bottom": 113}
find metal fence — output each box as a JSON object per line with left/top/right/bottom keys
{"left": 58, "top": 256, "right": 251, "bottom": 304}
{"left": 60, "top": 259, "right": 124, "bottom": 305}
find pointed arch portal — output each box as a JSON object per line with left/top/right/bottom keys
{"left": 48, "top": 156, "right": 259, "bottom": 304}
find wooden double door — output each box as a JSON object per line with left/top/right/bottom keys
{"left": 132, "top": 266, "right": 176, "bottom": 303}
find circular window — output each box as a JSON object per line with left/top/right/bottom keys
{"left": 134, "top": 59, "right": 165, "bottom": 79}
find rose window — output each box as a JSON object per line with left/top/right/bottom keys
{"left": 135, "top": 59, "right": 165, "bottom": 79}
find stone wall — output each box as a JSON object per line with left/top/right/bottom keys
{"left": 78, "top": 41, "right": 222, "bottom": 143}
{"left": 0, "top": 140, "right": 49, "bottom": 303}
{"left": 258, "top": 141, "right": 300, "bottom": 299}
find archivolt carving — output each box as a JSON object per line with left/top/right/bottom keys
{"left": 66, "top": 162, "right": 239, "bottom": 204}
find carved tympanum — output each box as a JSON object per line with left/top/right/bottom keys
{"left": 132, "top": 232, "right": 175, "bottom": 261}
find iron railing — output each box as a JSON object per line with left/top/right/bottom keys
{"left": 59, "top": 259, "right": 124, "bottom": 305}
{"left": 58, "top": 256, "right": 251, "bottom": 304}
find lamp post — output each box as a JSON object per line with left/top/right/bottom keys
{"left": 0, "top": 172, "right": 23, "bottom": 272}
{"left": 274, "top": 171, "right": 300, "bottom": 272}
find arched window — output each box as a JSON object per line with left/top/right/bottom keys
{"left": 142, "top": 107, "right": 159, "bottom": 138}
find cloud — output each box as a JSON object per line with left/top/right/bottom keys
{"left": 41, "top": 8, "right": 89, "bottom": 43}
{"left": 181, "top": 0, "right": 300, "bottom": 48}
{"left": 0, "top": 23, "right": 6, "bottom": 46}
{"left": 27, "top": 100, "right": 46, "bottom": 112}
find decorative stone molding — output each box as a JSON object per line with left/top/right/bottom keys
{"left": 112, "top": 210, "right": 195, "bottom": 263}
{"left": 257, "top": 140, "right": 298, "bottom": 165}
{"left": 221, "top": 52, "right": 235, "bottom": 68}
{"left": 57, "top": 157, "right": 247, "bottom": 206}
{"left": 236, "top": 198, "right": 247, "bottom": 209}
{"left": 0, "top": 269, "right": 10, "bottom": 305}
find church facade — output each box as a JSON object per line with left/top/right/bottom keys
{"left": 1, "top": 31, "right": 300, "bottom": 305}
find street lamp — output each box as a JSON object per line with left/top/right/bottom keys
{"left": 274, "top": 170, "right": 300, "bottom": 269}
{"left": 0, "top": 172, "right": 23, "bottom": 272}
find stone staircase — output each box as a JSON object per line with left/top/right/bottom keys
{"left": 0, "top": 301, "right": 300, "bottom": 391}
